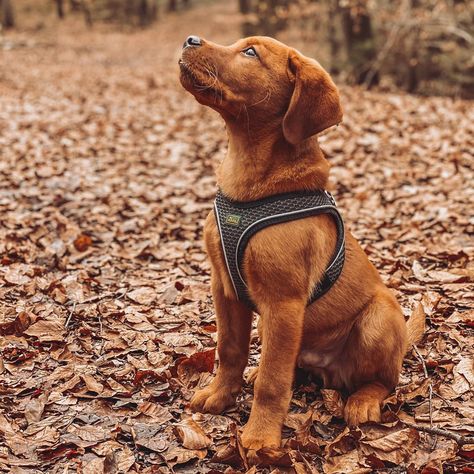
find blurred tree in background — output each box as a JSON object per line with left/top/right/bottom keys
{"left": 24, "top": 0, "right": 193, "bottom": 27}
{"left": 240, "top": 0, "right": 474, "bottom": 98}
{"left": 0, "top": 0, "right": 15, "bottom": 28}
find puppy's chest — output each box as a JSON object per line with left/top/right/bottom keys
{"left": 205, "top": 213, "right": 317, "bottom": 300}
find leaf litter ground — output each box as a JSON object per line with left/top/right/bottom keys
{"left": 0, "top": 2, "right": 473, "bottom": 473}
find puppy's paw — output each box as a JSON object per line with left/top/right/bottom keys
{"left": 241, "top": 421, "right": 281, "bottom": 465}
{"left": 344, "top": 394, "right": 381, "bottom": 427}
{"left": 189, "top": 384, "right": 237, "bottom": 414}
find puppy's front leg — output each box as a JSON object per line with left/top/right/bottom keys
{"left": 242, "top": 299, "right": 305, "bottom": 454}
{"left": 190, "top": 274, "right": 252, "bottom": 414}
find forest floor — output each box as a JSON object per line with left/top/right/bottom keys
{"left": 1, "top": 1, "right": 473, "bottom": 473}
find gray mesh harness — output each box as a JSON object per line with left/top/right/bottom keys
{"left": 214, "top": 189, "right": 345, "bottom": 311}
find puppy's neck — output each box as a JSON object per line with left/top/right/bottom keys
{"left": 217, "top": 123, "right": 330, "bottom": 201}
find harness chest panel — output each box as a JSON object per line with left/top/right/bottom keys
{"left": 213, "top": 189, "right": 345, "bottom": 311}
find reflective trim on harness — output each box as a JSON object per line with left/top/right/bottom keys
{"left": 214, "top": 189, "right": 345, "bottom": 311}
{"left": 213, "top": 199, "right": 240, "bottom": 298}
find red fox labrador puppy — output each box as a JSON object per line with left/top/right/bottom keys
{"left": 179, "top": 35, "right": 424, "bottom": 458}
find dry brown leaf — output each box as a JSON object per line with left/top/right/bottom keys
{"left": 321, "top": 389, "right": 345, "bottom": 418}
{"left": 127, "top": 287, "right": 156, "bottom": 305}
{"left": 131, "top": 423, "right": 168, "bottom": 453}
{"left": 0, "top": 312, "right": 32, "bottom": 336}
{"left": 359, "top": 424, "right": 419, "bottom": 465}
{"left": 323, "top": 450, "right": 368, "bottom": 474}
{"left": 23, "top": 319, "right": 65, "bottom": 342}
{"left": 137, "top": 402, "right": 173, "bottom": 423}
{"left": 165, "top": 444, "right": 207, "bottom": 466}
{"left": 174, "top": 418, "right": 212, "bottom": 449}
{"left": 4, "top": 264, "right": 32, "bottom": 285}
{"left": 81, "top": 374, "right": 105, "bottom": 394}
{"left": 24, "top": 392, "right": 48, "bottom": 425}
{"left": 451, "top": 357, "right": 474, "bottom": 395}
{"left": 81, "top": 453, "right": 105, "bottom": 474}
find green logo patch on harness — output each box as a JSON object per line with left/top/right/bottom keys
{"left": 225, "top": 214, "right": 241, "bottom": 226}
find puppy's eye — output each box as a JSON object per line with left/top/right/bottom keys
{"left": 242, "top": 47, "right": 258, "bottom": 58}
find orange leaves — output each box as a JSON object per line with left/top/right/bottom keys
{"left": 177, "top": 349, "right": 216, "bottom": 379}
{"left": 2, "top": 346, "right": 38, "bottom": 364}
{"left": 73, "top": 234, "right": 93, "bottom": 252}
{"left": 132, "top": 370, "right": 166, "bottom": 387}
{"left": 0, "top": 311, "right": 32, "bottom": 336}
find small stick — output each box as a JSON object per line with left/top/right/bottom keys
{"left": 412, "top": 345, "right": 428, "bottom": 378}
{"left": 413, "top": 345, "right": 433, "bottom": 429}
{"left": 65, "top": 301, "right": 77, "bottom": 328}
{"left": 403, "top": 422, "right": 474, "bottom": 446}
{"left": 98, "top": 313, "right": 103, "bottom": 335}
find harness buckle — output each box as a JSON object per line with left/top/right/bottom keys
{"left": 324, "top": 190, "right": 337, "bottom": 206}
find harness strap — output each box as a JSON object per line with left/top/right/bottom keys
{"left": 214, "top": 189, "right": 345, "bottom": 312}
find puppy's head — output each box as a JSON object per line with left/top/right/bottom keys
{"left": 179, "top": 35, "right": 342, "bottom": 144}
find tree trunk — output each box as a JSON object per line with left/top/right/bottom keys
{"left": 328, "top": 0, "right": 340, "bottom": 75}
{"left": 139, "top": 0, "right": 148, "bottom": 26}
{"left": 69, "top": 0, "right": 81, "bottom": 11}
{"left": 239, "top": 0, "right": 250, "bottom": 14}
{"left": 81, "top": 0, "right": 93, "bottom": 27}
{"left": 168, "top": 0, "right": 177, "bottom": 12}
{"left": 56, "top": 0, "right": 65, "bottom": 18}
{"left": 1, "top": 0, "right": 15, "bottom": 29}
{"left": 340, "top": 1, "right": 378, "bottom": 86}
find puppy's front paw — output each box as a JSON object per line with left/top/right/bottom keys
{"left": 241, "top": 421, "right": 281, "bottom": 465}
{"left": 344, "top": 394, "right": 381, "bottom": 427}
{"left": 189, "top": 384, "right": 237, "bottom": 414}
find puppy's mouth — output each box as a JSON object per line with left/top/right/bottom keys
{"left": 179, "top": 59, "right": 222, "bottom": 99}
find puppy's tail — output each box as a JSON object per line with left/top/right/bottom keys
{"left": 406, "top": 302, "right": 426, "bottom": 347}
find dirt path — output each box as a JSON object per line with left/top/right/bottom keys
{"left": 0, "top": 1, "right": 473, "bottom": 473}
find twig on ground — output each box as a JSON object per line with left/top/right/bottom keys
{"left": 65, "top": 290, "right": 125, "bottom": 306}
{"left": 403, "top": 422, "right": 474, "bottom": 446}
{"left": 413, "top": 344, "right": 433, "bottom": 429}
{"left": 65, "top": 301, "right": 77, "bottom": 328}
{"left": 412, "top": 345, "right": 428, "bottom": 378}
{"left": 98, "top": 314, "right": 103, "bottom": 335}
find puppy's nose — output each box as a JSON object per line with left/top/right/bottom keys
{"left": 183, "top": 35, "right": 202, "bottom": 48}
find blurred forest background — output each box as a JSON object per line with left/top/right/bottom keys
{"left": 1, "top": 0, "right": 473, "bottom": 98}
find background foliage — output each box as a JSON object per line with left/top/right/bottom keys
{"left": 2, "top": 0, "right": 473, "bottom": 97}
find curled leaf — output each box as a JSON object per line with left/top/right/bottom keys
{"left": 174, "top": 419, "right": 211, "bottom": 449}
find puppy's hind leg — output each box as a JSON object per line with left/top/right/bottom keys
{"left": 344, "top": 382, "right": 389, "bottom": 427}
{"left": 342, "top": 290, "right": 408, "bottom": 427}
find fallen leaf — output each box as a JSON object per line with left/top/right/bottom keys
{"left": 127, "top": 287, "right": 156, "bottom": 305}
{"left": 174, "top": 418, "right": 212, "bottom": 449}
{"left": 321, "top": 389, "right": 345, "bottom": 418}
{"left": 24, "top": 392, "right": 48, "bottom": 425}
{"left": 177, "top": 348, "right": 215, "bottom": 378}
{"left": 74, "top": 234, "right": 93, "bottom": 252}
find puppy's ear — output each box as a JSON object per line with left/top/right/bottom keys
{"left": 283, "top": 49, "right": 343, "bottom": 145}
